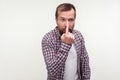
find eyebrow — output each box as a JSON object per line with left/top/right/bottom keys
{"left": 59, "top": 17, "right": 74, "bottom": 19}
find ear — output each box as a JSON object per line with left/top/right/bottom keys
{"left": 55, "top": 18, "right": 58, "bottom": 24}
{"left": 55, "top": 17, "right": 58, "bottom": 21}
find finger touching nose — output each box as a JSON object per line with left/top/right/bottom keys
{"left": 66, "top": 21, "right": 69, "bottom": 33}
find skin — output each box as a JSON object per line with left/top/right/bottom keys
{"left": 56, "top": 9, "right": 75, "bottom": 45}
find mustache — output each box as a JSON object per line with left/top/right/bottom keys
{"left": 62, "top": 28, "right": 73, "bottom": 33}
{"left": 65, "top": 26, "right": 73, "bottom": 33}
{"left": 58, "top": 27, "right": 73, "bottom": 35}
{"left": 67, "top": 28, "right": 72, "bottom": 33}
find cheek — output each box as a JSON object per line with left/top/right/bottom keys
{"left": 70, "top": 23, "right": 74, "bottom": 28}
{"left": 58, "top": 21, "right": 64, "bottom": 26}
{"left": 57, "top": 22, "right": 65, "bottom": 29}
{"left": 58, "top": 26, "right": 65, "bottom": 31}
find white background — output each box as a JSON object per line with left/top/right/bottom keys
{"left": 0, "top": 0, "right": 120, "bottom": 80}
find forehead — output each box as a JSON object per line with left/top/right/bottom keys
{"left": 58, "top": 9, "right": 75, "bottom": 18}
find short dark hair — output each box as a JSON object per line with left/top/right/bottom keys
{"left": 55, "top": 3, "right": 76, "bottom": 19}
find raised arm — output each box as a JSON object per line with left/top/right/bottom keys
{"left": 42, "top": 37, "right": 71, "bottom": 79}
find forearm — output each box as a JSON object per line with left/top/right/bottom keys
{"left": 80, "top": 43, "right": 91, "bottom": 80}
{"left": 81, "top": 54, "right": 91, "bottom": 80}
{"left": 42, "top": 41, "right": 71, "bottom": 77}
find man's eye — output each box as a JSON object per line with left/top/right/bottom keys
{"left": 60, "top": 18, "right": 65, "bottom": 21}
{"left": 69, "top": 19, "right": 74, "bottom": 22}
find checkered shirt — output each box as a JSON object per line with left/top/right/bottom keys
{"left": 42, "top": 27, "right": 91, "bottom": 80}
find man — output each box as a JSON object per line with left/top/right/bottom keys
{"left": 42, "top": 3, "right": 91, "bottom": 80}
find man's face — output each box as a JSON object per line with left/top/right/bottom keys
{"left": 56, "top": 9, "right": 75, "bottom": 35}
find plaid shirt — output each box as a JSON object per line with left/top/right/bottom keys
{"left": 42, "top": 27, "right": 90, "bottom": 80}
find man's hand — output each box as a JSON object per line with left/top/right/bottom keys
{"left": 61, "top": 21, "right": 75, "bottom": 45}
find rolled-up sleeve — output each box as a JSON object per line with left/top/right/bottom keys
{"left": 80, "top": 38, "right": 91, "bottom": 80}
{"left": 42, "top": 36, "right": 71, "bottom": 79}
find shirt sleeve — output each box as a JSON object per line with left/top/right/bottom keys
{"left": 42, "top": 37, "right": 71, "bottom": 79}
{"left": 80, "top": 37, "right": 91, "bottom": 80}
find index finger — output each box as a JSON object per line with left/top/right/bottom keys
{"left": 66, "top": 21, "right": 69, "bottom": 33}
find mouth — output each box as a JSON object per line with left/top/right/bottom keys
{"left": 64, "top": 28, "right": 72, "bottom": 33}
{"left": 61, "top": 28, "right": 73, "bottom": 34}
{"left": 58, "top": 26, "right": 73, "bottom": 35}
